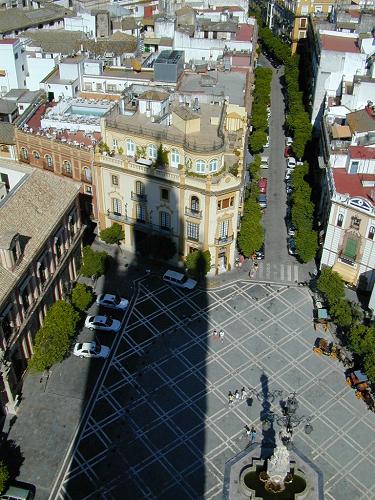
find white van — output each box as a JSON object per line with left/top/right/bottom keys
{"left": 260, "top": 156, "right": 269, "bottom": 169}
{"left": 163, "top": 270, "right": 197, "bottom": 289}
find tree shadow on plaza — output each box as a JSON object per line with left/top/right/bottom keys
{"left": 59, "top": 175, "right": 210, "bottom": 499}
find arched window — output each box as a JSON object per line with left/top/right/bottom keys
{"left": 45, "top": 154, "right": 53, "bottom": 168}
{"left": 368, "top": 226, "right": 375, "bottom": 240}
{"left": 63, "top": 161, "right": 72, "bottom": 175}
{"left": 196, "top": 159, "right": 206, "bottom": 174}
{"left": 171, "top": 148, "right": 180, "bottom": 167}
{"left": 112, "top": 198, "right": 122, "bottom": 216}
{"left": 21, "top": 147, "right": 28, "bottom": 160}
{"left": 337, "top": 214, "right": 344, "bottom": 227}
{"left": 126, "top": 139, "right": 135, "bottom": 156}
{"left": 209, "top": 159, "right": 218, "bottom": 173}
{"left": 82, "top": 167, "right": 92, "bottom": 182}
{"left": 135, "top": 181, "right": 145, "bottom": 195}
{"left": 191, "top": 196, "right": 199, "bottom": 212}
{"left": 148, "top": 144, "right": 157, "bottom": 160}
{"left": 33, "top": 150, "right": 40, "bottom": 160}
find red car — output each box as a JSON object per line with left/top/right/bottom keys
{"left": 284, "top": 146, "right": 292, "bottom": 158}
{"left": 258, "top": 177, "right": 268, "bottom": 193}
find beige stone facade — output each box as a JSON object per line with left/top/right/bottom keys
{"left": 96, "top": 89, "right": 248, "bottom": 273}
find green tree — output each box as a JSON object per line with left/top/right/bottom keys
{"left": 238, "top": 216, "right": 264, "bottom": 257}
{"left": 99, "top": 223, "right": 124, "bottom": 245}
{"left": 155, "top": 144, "right": 169, "bottom": 168}
{"left": 185, "top": 249, "right": 211, "bottom": 278}
{"left": 0, "top": 461, "right": 9, "bottom": 493}
{"left": 330, "top": 298, "right": 353, "bottom": 328}
{"left": 80, "top": 246, "right": 107, "bottom": 278}
{"left": 29, "top": 301, "right": 79, "bottom": 371}
{"left": 295, "top": 229, "right": 317, "bottom": 263}
{"left": 317, "top": 267, "right": 345, "bottom": 306}
{"left": 349, "top": 324, "right": 375, "bottom": 355}
{"left": 249, "top": 130, "right": 267, "bottom": 154}
{"left": 71, "top": 283, "right": 93, "bottom": 311}
{"left": 364, "top": 354, "right": 375, "bottom": 383}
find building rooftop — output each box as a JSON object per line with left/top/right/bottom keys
{"left": 236, "top": 23, "right": 254, "bottom": 42}
{"left": 23, "top": 29, "right": 85, "bottom": 55}
{"left": 0, "top": 100, "right": 18, "bottom": 115}
{"left": 347, "top": 106, "right": 375, "bottom": 134}
{"left": 332, "top": 168, "right": 375, "bottom": 201}
{"left": 0, "top": 162, "right": 81, "bottom": 304}
{"left": 139, "top": 90, "right": 169, "bottom": 101}
{"left": 197, "top": 19, "right": 238, "bottom": 33}
{"left": 0, "top": 38, "right": 18, "bottom": 45}
{"left": 178, "top": 71, "right": 247, "bottom": 107}
{"left": 349, "top": 145, "right": 375, "bottom": 159}
{"left": 320, "top": 33, "right": 360, "bottom": 53}
{"left": 0, "top": 5, "right": 73, "bottom": 35}
{"left": 0, "top": 123, "right": 16, "bottom": 145}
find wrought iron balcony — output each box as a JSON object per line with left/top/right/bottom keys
{"left": 131, "top": 191, "right": 147, "bottom": 202}
{"left": 187, "top": 235, "right": 200, "bottom": 242}
{"left": 215, "top": 235, "right": 234, "bottom": 245}
{"left": 185, "top": 207, "right": 202, "bottom": 219}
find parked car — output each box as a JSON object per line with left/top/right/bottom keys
{"left": 284, "top": 146, "right": 292, "bottom": 158}
{"left": 257, "top": 194, "right": 267, "bottom": 208}
{"left": 287, "top": 157, "right": 296, "bottom": 169}
{"left": 287, "top": 237, "right": 298, "bottom": 256}
{"left": 286, "top": 185, "right": 294, "bottom": 195}
{"left": 96, "top": 293, "right": 129, "bottom": 310}
{"left": 264, "top": 136, "right": 270, "bottom": 148}
{"left": 286, "top": 136, "right": 293, "bottom": 147}
{"left": 84, "top": 315, "right": 121, "bottom": 332}
{"left": 163, "top": 270, "right": 197, "bottom": 289}
{"left": 260, "top": 156, "right": 269, "bottom": 169}
{"left": 285, "top": 169, "right": 293, "bottom": 181}
{"left": 287, "top": 222, "right": 297, "bottom": 236}
{"left": 255, "top": 243, "right": 265, "bottom": 260}
{"left": 73, "top": 341, "right": 110, "bottom": 359}
{"left": 258, "top": 177, "right": 268, "bottom": 193}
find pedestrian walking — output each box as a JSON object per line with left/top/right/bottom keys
{"left": 241, "top": 387, "right": 247, "bottom": 400}
{"left": 219, "top": 330, "right": 225, "bottom": 343}
{"left": 244, "top": 425, "right": 251, "bottom": 437}
{"left": 250, "top": 426, "right": 257, "bottom": 444}
{"left": 228, "top": 391, "right": 234, "bottom": 407}
{"left": 212, "top": 329, "right": 219, "bottom": 341}
{"left": 234, "top": 389, "right": 240, "bottom": 401}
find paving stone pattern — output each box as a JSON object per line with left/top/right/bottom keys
{"left": 56, "top": 277, "right": 375, "bottom": 499}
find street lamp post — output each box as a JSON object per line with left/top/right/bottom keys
{"left": 249, "top": 388, "right": 313, "bottom": 446}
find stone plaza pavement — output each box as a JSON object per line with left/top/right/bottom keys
{"left": 54, "top": 276, "right": 375, "bottom": 500}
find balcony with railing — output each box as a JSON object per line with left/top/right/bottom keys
{"left": 187, "top": 234, "right": 200, "bottom": 242}
{"left": 215, "top": 234, "right": 234, "bottom": 245}
{"left": 185, "top": 207, "right": 202, "bottom": 219}
{"left": 107, "top": 210, "right": 174, "bottom": 235}
{"left": 339, "top": 250, "right": 356, "bottom": 267}
{"left": 131, "top": 191, "right": 147, "bottom": 202}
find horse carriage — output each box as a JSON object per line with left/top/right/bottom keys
{"left": 346, "top": 369, "right": 375, "bottom": 412}
{"left": 313, "top": 337, "right": 339, "bottom": 359}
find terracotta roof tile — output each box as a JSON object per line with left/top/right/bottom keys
{"left": 320, "top": 34, "right": 360, "bottom": 53}
{"left": 349, "top": 146, "right": 375, "bottom": 160}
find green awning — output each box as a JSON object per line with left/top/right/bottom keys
{"left": 344, "top": 238, "right": 357, "bottom": 259}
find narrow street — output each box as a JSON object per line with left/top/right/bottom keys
{"left": 255, "top": 56, "right": 315, "bottom": 283}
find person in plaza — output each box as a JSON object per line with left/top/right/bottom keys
{"left": 228, "top": 391, "right": 234, "bottom": 406}
{"left": 250, "top": 426, "right": 257, "bottom": 444}
{"left": 234, "top": 389, "right": 240, "bottom": 401}
{"left": 212, "top": 329, "right": 218, "bottom": 341}
{"left": 241, "top": 387, "right": 247, "bottom": 400}
{"left": 244, "top": 425, "right": 251, "bottom": 437}
{"left": 219, "top": 330, "right": 225, "bottom": 343}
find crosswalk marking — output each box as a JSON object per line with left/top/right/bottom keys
{"left": 254, "top": 262, "right": 300, "bottom": 283}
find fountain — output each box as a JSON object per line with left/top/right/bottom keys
{"left": 260, "top": 434, "right": 292, "bottom": 493}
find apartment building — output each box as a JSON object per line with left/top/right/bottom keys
{"left": 0, "top": 162, "right": 83, "bottom": 415}
{"left": 319, "top": 103, "right": 375, "bottom": 290}
{"left": 0, "top": 39, "right": 27, "bottom": 96}
{"left": 15, "top": 96, "right": 103, "bottom": 220}
{"left": 291, "top": 0, "right": 334, "bottom": 53}
{"left": 96, "top": 73, "right": 249, "bottom": 274}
